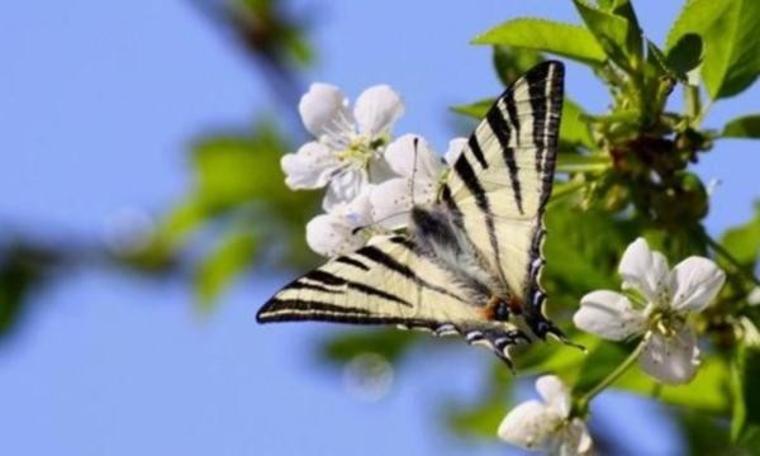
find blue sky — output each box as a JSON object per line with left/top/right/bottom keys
{"left": 0, "top": 1, "right": 757, "bottom": 455}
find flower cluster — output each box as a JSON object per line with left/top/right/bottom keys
{"left": 498, "top": 239, "right": 726, "bottom": 455}
{"left": 281, "top": 83, "right": 463, "bottom": 257}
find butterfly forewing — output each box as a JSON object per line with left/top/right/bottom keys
{"left": 260, "top": 236, "right": 479, "bottom": 326}
{"left": 443, "top": 61, "right": 564, "bottom": 336}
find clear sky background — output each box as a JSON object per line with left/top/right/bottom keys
{"left": 0, "top": 1, "right": 757, "bottom": 455}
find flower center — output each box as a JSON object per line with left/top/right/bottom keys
{"left": 648, "top": 308, "right": 685, "bottom": 337}
{"left": 336, "top": 134, "right": 387, "bottom": 167}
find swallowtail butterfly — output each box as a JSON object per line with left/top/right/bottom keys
{"left": 257, "top": 61, "right": 566, "bottom": 366}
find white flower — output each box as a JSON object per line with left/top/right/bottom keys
{"left": 498, "top": 375, "right": 592, "bottom": 455}
{"left": 305, "top": 189, "right": 374, "bottom": 257}
{"left": 281, "top": 83, "right": 404, "bottom": 210}
{"left": 369, "top": 134, "right": 465, "bottom": 228}
{"left": 574, "top": 238, "right": 726, "bottom": 384}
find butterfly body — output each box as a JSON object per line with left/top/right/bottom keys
{"left": 258, "top": 61, "right": 566, "bottom": 365}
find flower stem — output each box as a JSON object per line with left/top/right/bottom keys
{"left": 574, "top": 337, "right": 648, "bottom": 414}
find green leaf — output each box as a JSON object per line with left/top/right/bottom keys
{"left": 195, "top": 229, "right": 256, "bottom": 311}
{"left": 492, "top": 46, "right": 544, "bottom": 87}
{"left": 723, "top": 115, "right": 760, "bottom": 138}
{"left": 124, "top": 198, "right": 210, "bottom": 270}
{"left": 668, "top": 0, "right": 760, "bottom": 99}
{"left": 666, "top": 33, "right": 704, "bottom": 75}
{"left": 602, "top": 0, "right": 644, "bottom": 63}
{"left": 666, "top": 0, "right": 727, "bottom": 50}
{"left": 721, "top": 202, "right": 760, "bottom": 268}
{"left": 473, "top": 18, "right": 606, "bottom": 65}
{"left": 618, "top": 356, "right": 731, "bottom": 413}
{"left": 573, "top": 0, "right": 642, "bottom": 71}
{"left": 451, "top": 98, "right": 493, "bottom": 119}
{"left": 560, "top": 99, "right": 595, "bottom": 148}
{"left": 446, "top": 397, "right": 508, "bottom": 439}
{"left": 193, "top": 130, "right": 288, "bottom": 210}
{"left": 543, "top": 205, "right": 635, "bottom": 299}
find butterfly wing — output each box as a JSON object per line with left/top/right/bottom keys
{"left": 441, "top": 61, "right": 564, "bottom": 338}
{"left": 257, "top": 234, "right": 527, "bottom": 363}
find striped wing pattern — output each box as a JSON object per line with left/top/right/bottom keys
{"left": 257, "top": 235, "right": 526, "bottom": 362}
{"left": 442, "top": 61, "right": 564, "bottom": 337}
{"left": 257, "top": 61, "right": 565, "bottom": 363}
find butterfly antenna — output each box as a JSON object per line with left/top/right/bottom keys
{"left": 351, "top": 210, "right": 410, "bottom": 235}
{"left": 411, "top": 137, "right": 419, "bottom": 206}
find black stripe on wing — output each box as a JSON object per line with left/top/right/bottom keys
{"left": 356, "top": 240, "right": 467, "bottom": 303}
{"left": 335, "top": 255, "right": 370, "bottom": 271}
{"left": 258, "top": 297, "right": 439, "bottom": 328}
{"left": 526, "top": 61, "right": 563, "bottom": 206}
{"left": 467, "top": 135, "right": 489, "bottom": 169}
{"left": 486, "top": 104, "right": 523, "bottom": 215}
{"left": 304, "top": 269, "right": 413, "bottom": 307}
{"left": 503, "top": 90, "right": 521, "bottom": 147}
{"left": 452, "top": 154, "right": 508, "bottom": 286}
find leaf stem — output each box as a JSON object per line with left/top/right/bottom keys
{"left": 574, "top": 336, "right": 648, "bottom": 414}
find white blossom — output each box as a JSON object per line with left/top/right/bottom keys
{"left": 369, "top": 134, "right": 465, "bottom": 228}
{"left": 498, "top": 375, "right": 593, "bottom": 455}
{"left": 573, "top": 238, "right": 726, "bottom": 384}
{"left": 281, "top": 83, "right": 403, "bottom": 210}
{"left": 305, "top": 188, "right": 375, "bottom": 257}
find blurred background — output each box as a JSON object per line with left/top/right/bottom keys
{"left": 1, "top": 1, "right": 758, "bottom": 454}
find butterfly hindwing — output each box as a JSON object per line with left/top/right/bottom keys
{"left": 257, "top": 234, "right": 526, "bottom": 363}
{"left": 442, "top": 61, "right": 564, "bottom": 338}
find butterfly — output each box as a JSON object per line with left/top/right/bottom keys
{"left": 257, "top": 61, "right": 566, "bottom": 367}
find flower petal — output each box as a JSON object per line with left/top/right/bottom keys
{"left": 305, "top": 202, "right": 369, "bottom": 258}
{"left": 444, "top": 137, "right": 467, "bottom": 166}
{"left": 366, "top": 153, "right": 397, "bottom": 184}
{"left": 554, "top": 418, "right": 593, "bottom": 456}
{"left": 497, "top": 400, "right": 559, "bottom": 451}
{"left": 323, "top": 168, "right": 368, "bottom": 211}
{"left": 574, "top": 290, "right": 647, "bottom": 341}
{"left": 639, "top": 325, "right": 700, "bottom": 385}
{"left": 353, "top": 85, "right": 404, "bottom": 136}
{"left": 669, "top": 256, "right": 726, "bottom": 313}
{"left": 535, "top": 375, "right": 571, "bottom": 418}
{"left": 618, "top": 238, "right": 670, "bottom": 303}
{"left": 299, "top": 83, "right": 353, "bottom": 142}
{"left": 384, "top": 134, "right": 443, "bottom": 179}
{"left": 281, "top": 142, "right": 340, "bottom": 190}
{"left": 369, "top": 178, "right": 413, "bottom": 229}
{"left": 345, "top": 190, "right": 373, "bottom": 226}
